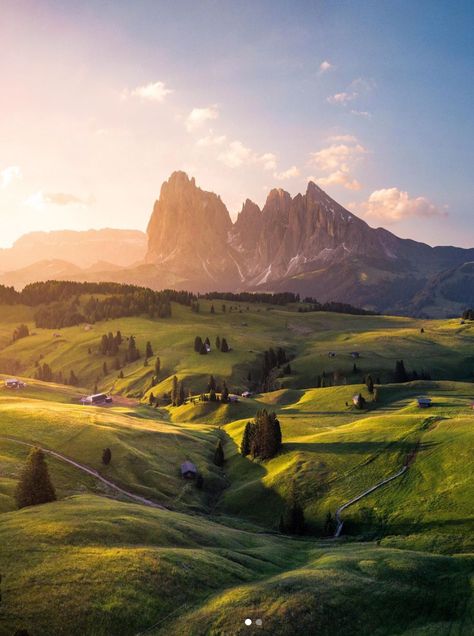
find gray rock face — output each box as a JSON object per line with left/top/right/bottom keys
{"left": 144, "top": 172, "right": 474, "bottom": 312}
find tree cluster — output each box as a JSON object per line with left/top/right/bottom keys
{"left": 202, "top": 291, "right": 299, "bottom": 305}
{"left": 279, "top": 492, "right": 305, "bottom": 535}
{"left": 299, "top": 298, "right": 378, "bottom": 316}
{"left": 12, "top": 324, "right": 29, "bottom": 342}
{"left": 462, "top": 308, "right": 474, "bottom": 320}
{"left": 260, "top": 347, "right": 290, "bottom": 392}
{"left": 241, "top": 410, "right": 282, "bottom": 460}
{"left": 194, "top": 335, "right": 229, "bottom": 354}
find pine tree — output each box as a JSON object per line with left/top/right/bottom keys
{"left": 209, "top": 388, "right": 217, "bottom": 402}
{"left": 199, "top": 342, "right": 208, "bottom": 355}
{"left": 284, "top": 493, "right": 305, "bottom": 535}
{"left": 210, "top": 304, "right": 215, "bottom": 314}
{"left": 146, "top": 341, "right": 153, "bottom": 358}
{"left": 222, "top": 304, "right": 226, "bottom": 313}
{"left": 366, "top": 374, "right": 374, "bottom": 394}
{"left": 118, "top": 370, "right": 124, "bottom": 379}
{"left": 215, "top": 336, "right": 221, "bottom": 350}
{"left": 115, "top": 330, "right": 122, "bottom": 345}
{"left": 221, "top": 381, "right": 229, "bottom": 403}
{"left": 103, "top": 361, "right": 108, "bottom": 376}
{"left": 324, "top": 511, "right": 334, "bottom": 536}
{"left": 149, "top": 392, "right": 155, "bottom": 406}
{"left": 102, "top": 448, "right": 112, "bottom": 465}
{"left": 221, "top": 338, "right": 229, "bottom": 353}
{"left": 240, "top": 422, "right": 253, "bottom": 456}
{"left": 394, "top": 360, "right": 408, "bottom": 383}
{"left": 154, "top": 356, "right": 161, "bottom": 376}
{"left": 69, "top": 370, "right": 78, "bottom": 386}
{"left": 213, "top": 439, "right": 225, "bottom": 466}
{"left": 101, "top": 334, "right": 109, "bottom": 355}
{"left": 15, "top": 448, "right": 56, "bottom": 509}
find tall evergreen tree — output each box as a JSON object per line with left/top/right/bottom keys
{"left": 240, "top": 422, "right": 253, "bottom": 456}
{"left": 215, "top": 336, "right": 221, "bottom": 350}
{"left": 102, "top": 361, "right": 108, "bottom": 376}
{"left": 102, "top": 448, "right": 112, "bottom": 465}
{"left": 146, "top": 341, "right": 153, "bottom": 358}
{"left": 394, "top": 359, "right": 408, "bottom": 383}
{"left": 213, "top": 439, "right": 225, "bottom": 466}
{"left": 366, "top": 374, "right": 374, "bottom": 394}
{"left": 220, "top": 338, "right": 229, "bottom": 353}
{"left": 15, "top": 448, "right": 56, "bottom": 509}
{"left": 210, "top": 304, "right": 215, "bottom": 314}
{"left": 221, "top": 381, "right": 229, "bottom": 403}
{"left": 208, "top": 375, "right": 217, "bottom": 391}
{"left": 154, "top": 356, "right": 161, "bottom": 376}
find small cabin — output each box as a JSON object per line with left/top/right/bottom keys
{"left": 4, "top": 378, "right": 26, "bottom": 389}
{"left": 352, "top": 393, "right": 365, "bottom": 408}
{"left": 229, "top": 394, "right": 239, "bottom": 403}
{"left": 81, "top": 393, "right": 112, "bottom": 405}
{"left": 350, "top": 352, "right": 360, "bottom": 358}
{"left": 241, "top": 391, "right": 252, "bottom": 398}
{"left": 417, "top": 397, "right": 432, "bottom": 408}
{"left": 205, "top": 344, "right": 211, "bottom": 353}
{"left": 181, "top": 461, "right": 197, "bottom": 479}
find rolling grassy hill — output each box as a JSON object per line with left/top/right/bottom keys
{"left": 0, "top": 300, "right": 473, "bottom": 400}
{"left": 0, "top": 299, "right": 473, "bottom": 635}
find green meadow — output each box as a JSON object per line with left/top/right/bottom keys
{"left": 0, "top": 298, "right": 473, "bottom": 635}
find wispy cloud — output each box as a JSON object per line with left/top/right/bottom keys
{"left": 350, "top": 110, "right": 372, "bottom": 118}
{"left": 196, "top": 132, "right": 227, "bottom": 147}
{"left": 24, "top": 191, "right": 93, "bottom": 210}
{"left": 353, "top": 187, "right": 445, "bottom": 222}
{"left": 125, "top": 81, "right": 173, "bottom": 102}
{"left": 274, "top": 166, "right": 300, "bottom": 180}
{"left": 327, "top": 91, "right": 357, "bottom": 105}
{"left": 318, "top": 60, "right": 333, "bottom": 74}
{"left": 327, "top": 77, "right": 374, "bottom": 107}
{"left": 0, "top": 165, "right": 22, "bottom": 189}
{"left": 186, "top": 106, "right": 219, "bottom": 131}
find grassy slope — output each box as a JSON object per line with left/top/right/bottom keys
{"left": 0, "top": 302, "right": 473, "bottom": 400}
{"left": 219, "top": 381, "right": 474, "bottom": 550}
{"left": 0, "top": 495, "right": 472, "bottom": 636}
{"left": 0, "top": 377, "right": 225, "bottom": 514}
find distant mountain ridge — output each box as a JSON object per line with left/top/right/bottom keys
{"left": 1, "top": 172, "right": 473, "bottom": 316}
{"left": 0, "top": 228, "right": 146, "bottom": 271}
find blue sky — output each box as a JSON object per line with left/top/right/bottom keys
{"left": 0, "top": 0, "right": 472, "bottom": 247}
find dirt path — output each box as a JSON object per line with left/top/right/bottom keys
{"left": 1, "top": 435, "right": 167, "bottom": 510}
{"left": 334, "top": 465, "right": 408, "bottom": 537}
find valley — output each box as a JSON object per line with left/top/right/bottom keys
{"left": 0, "top": 292, "right": 473, "bottom": 634}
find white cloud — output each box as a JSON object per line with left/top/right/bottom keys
{"left": 327, "top": 91, "right": 357, "bottom": 105}
{"left": 0, "top": 165, "right": 22, "bottom": 189}
{"left": 317, "top": 170, "right": 361, "bottom": 191}
{"left": 309, "top": 140, "right": 367, "bottom": 190}
{"left": 217, "top": 140, "right": 252, "bottom": 168}
{"left": 259, "top": 152, "right": 277, "bottom": 171}
{"left": 126, "top": 81, "right": 173, "bottom": 102}
{"left": 24, "top": 191, "right": 92, "bottom": 210}
{"left": 318, "top": 60, "right": 333, "bottom": 74}
{"left": 310, "top": 143, "right": 367, "bottom": 172}
{"left": 274, "top": 166, "right": 300, "bottom": 180}
{"left": 186, "top": 106, "right": 219, "bottom": 131}
{"left": 355, "top": 188, "right": 444, "bottom": 222}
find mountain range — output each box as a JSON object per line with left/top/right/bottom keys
{"left": 1, "top": 172, "right": 473, "bottom": 316}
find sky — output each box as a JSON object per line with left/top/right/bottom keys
{"left": 0, "top": 0, "right": 473, "bottom": 248}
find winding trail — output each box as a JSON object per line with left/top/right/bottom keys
{"left": 0, "top": 435, "right": 168, "bottom": 510}
{"left": 334, "top": 465, "right": 408, "bottom": 538}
